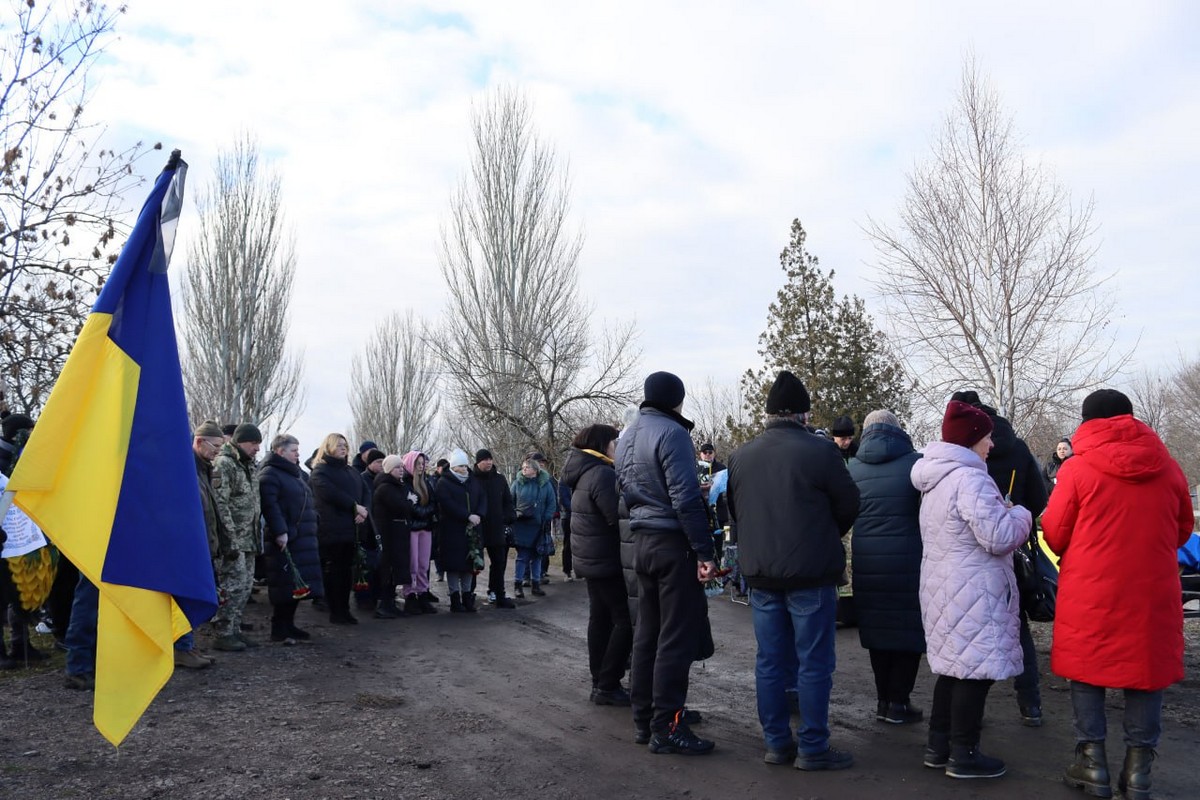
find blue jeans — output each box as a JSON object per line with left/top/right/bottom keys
{"left": 1071, "top": 681, "right": 1163, "bottom": 748}
{"left": 65, "top": 575, "right": 99, "bottom": 676}
{"left": 514, "top": 546, "right": 542, "bottom": 583}
{"left": 751, "top": 585, "right": 837, "bottom": 755}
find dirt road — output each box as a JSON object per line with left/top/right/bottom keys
{"left": 3, "top": 575, "right": 1198, "bottom": 799}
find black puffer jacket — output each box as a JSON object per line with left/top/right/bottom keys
{"left": 561, "top": 448, "right": 621, "bottom": 579}
{"left": 727, "top": 418, "right": 860, "bottom": 590}
{"left": 618, "top": 495, "right": 637, "bottom": 621}
{"left": 259, "top": 453, "right": 325, "bottom": 604}
{"left": 847, "top": 423, "right": 924, "bottom": 653}
{"left": 434, "top": 472, "right": 487, "bottom": 572}
{"left": 403, "top": 473, "right": 438, "bottom": 531}
{"left": 981, "top": 408, "right": 1048, "bottom": 520}
{"left": 372, "top": 472, "right": 414, "bottom": 585}
{"left": 309, "top": 456, "right": 371, "bottom": 546}
{"left": 473, "top": 465, "right": 515, "bottom": 547}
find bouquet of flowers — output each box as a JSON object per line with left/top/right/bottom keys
{"left": 352, "top": 545, "right": 372, "bottom": 592}
{"left": 283, "top": 548, "right": 311, "bottom": 600}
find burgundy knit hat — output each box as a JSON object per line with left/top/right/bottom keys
{"left": 941, "top": 400, "right": 994, "bottom": 448}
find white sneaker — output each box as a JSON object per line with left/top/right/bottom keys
{"left": 486, "top": 591, "right": 496, "bottom": 604}
{"left": 35, "top": 621, "right": 53, "bottom": 634}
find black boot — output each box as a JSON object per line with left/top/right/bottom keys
{"left": 449, "top": 591, "right": 466, "bottom": 613}
{"left": 494, "top": 591, "right": 516, "bottom": 609}
{"left": 1065, "top": 741, "right": 1112, "bottom": 798}
{"left": 418, "top": 593, "right": 438, "bottom": 614}
{"left": 463, "top": 593, "right": 478, "bottom": 613}
{"left": 924, "top": 730, "right": 950, "bottom": 769}
{"left": 531, "top": 581, "right": 546, "bottom": 597}
{"left": 404, "top": 593, "right": 421, "bottom": 616}
{"left": 882, "top": 701, "right": 924, "bottom": 724}
{"left": 1118, "top": 747, "right": 1155, "bottom": 800}
{"left": 513, "top": 581, "right": 525, "bottom": 599}
{"left": 946, "top": 744, "right": 1005, "bottom": 779}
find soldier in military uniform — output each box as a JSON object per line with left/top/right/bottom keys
{"left": 211, "top": 423, "right": 263, "bottom": 652}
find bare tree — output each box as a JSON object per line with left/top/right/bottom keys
{"left": 1127, "top": 367, "right": 1172, "bottom": 434}
{"left": 432, "top": 88, "right": 640, "bottom": 470}
{"left": 866, "top": 60, "right": 1129, "bottom": 433}
{"left": 1163, "top": 356, "right": 1200, "bottom": 485}
{"left": 349, "top": 311, "right": 440, "bottom": 455}
{"left": 687, "top": 376, "right": 743, "bottom": 454}
{"left": 1, "top": 1, "right": 158, "bottom": 413}
{"left": 181, "top": 134, "right": 304, "bottom": 433}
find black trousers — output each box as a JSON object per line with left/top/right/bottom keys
{"left": 270, "top": 599, "right": 299, "bottom": 631}
{"left": 486, "top": 542, "right": 510, "bottom": 596}
{"left": 48, "top": 555, "right": 80, "bottom": 641}
{"left": 586, "top": 575, "right": 633, "bottom": 691}
{"left": 869, "top": 649, "right": 922, "bottom": 705}
{"left": 377, "top": 530, "right": 412, "bottom": 610}
{"left": 630, "top": 531, "right": 704, "bottom": 732}
{"left": 319, "top": 541, "right": 356, "bottom": 617}
{"left": 560, "top": 516, "right": 573, "bottom": 575}
{"left": 930, "top": 675, "right": 994, "bottom": 748}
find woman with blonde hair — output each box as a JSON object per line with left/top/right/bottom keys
{"left": 309, "top": 433, "right": 371, "bottom": 625}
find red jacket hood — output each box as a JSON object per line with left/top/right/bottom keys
{"left": 1071, "top": 415, "right": 1173, "bottom": 483}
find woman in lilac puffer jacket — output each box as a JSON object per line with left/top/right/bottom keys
{"left": 909, "top": 400, "right": 1032, "bottom": 781}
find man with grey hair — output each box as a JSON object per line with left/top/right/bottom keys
{"left": 727, "top": 370, "right": 860, "bottom": 770}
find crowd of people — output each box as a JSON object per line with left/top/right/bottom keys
{"left": 0, "top": 370, "right": 1194, "bottom": 800}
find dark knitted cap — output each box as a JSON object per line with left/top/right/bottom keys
{"left": 1081, "top": 389, "right": 1133, "bottom": 421}
{"left": 358, "top": 440, "right": 378, "bottom": 454}
{"left": 699, "top": 442, "right": 715, "bottom": 453}
{"left": 233, "top": 423, "right": 263, "bottom": 444}
{"left": 942, "top": 400, "right": 993, "bottom": 448}
{"left": 643, "top": 371, "right": 686, "bottom": 409}
{"left": 475, "top": 448, "right": 493, "bottom": 462}
{"left": 830, "top": 415, "right": 855, "bottom": 437}
{"left": 194, "top": 420, "right": 224, "bottom": 438}
{"left": 221, "top": 423, "right": 237, "bottom": 437}
{"left": 950, "top": 390, "right": 982, "bottom": 407}
{"left": 765, "top": 371, "right": 811, "bottom": 415}
{"left": 363, "top": 448, "right": 385, "bottom": 466}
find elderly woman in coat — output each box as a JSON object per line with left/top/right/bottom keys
{"left": 1043, "top": 390, "right": 1193, "bottom": 800}
{"left": 910, "top": 400, "right": 1032, "bottom": 780}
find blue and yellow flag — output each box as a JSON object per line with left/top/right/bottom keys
{"left": 5, "top": 152, "right": 217, "bottom": 746}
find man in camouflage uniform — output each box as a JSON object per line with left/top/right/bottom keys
{"left": 211, "top": 423, "right": 263, "bottom": 652}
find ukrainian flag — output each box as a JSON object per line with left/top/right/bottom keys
{"left": 4, "top": 151, "right": 217, "bottom": 746}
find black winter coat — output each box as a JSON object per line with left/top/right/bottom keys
{"left": 372, "top": 472, "right": 413, "bottom": 585}
{"left": 472, "top": 465, "right": 515, "bottom": 547}
{"left": 561, "top": 448, "right": 621, "bottom": 579}
{"left": 259, "top": 453, "right": 325, "bottom": 604}
{"left": 847, "top": 424, "right": 925, "bottom": 653}
{"left": 982, "top": 409, "right": 1048, "bottom": 520}
{"left": 309, "top": 456, "right": 371, "bottom": 546}
{"left": 727, "top": 418, "right": 860, "bottom": 590}
{"left": 403, "top": 474, "right": 438, "bottom": 531}
{"left": 434, "top": 472, "right": 487, "bottom": 572}
{"left": 618, "top": 495, "right": 638, "bottom": 621}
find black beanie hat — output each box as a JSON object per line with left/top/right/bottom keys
{"left": 830, "top": 415, "right": 855, "bottom": 437}
{"left": 643, "top": 371, "right": 686, "bottom": 409}
{"left": 233, "top": 423, "right": 263, "bottom": 444}
{"left": 1081, "top": 389, "right": 1133, "bottom": 422}
{"left": 765, "top": 371, "right": 811, "bottom": 415}
{"left": 950, "top": 390, "right": 982, "bottom": 407}
{"left": 363, "top": 448, "right": 385, "bottom": 466}
{"left": 475, "top": 448, "right": 493, "bottom": 462}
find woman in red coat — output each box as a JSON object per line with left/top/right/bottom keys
{"left": 1042, "top": 389, "right": 1193, "bottom": 800}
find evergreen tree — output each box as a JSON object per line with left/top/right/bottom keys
{"left": 731, "top": 219, "right": 910, "bottom": 442}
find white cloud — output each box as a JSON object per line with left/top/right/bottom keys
{"left": 77, "top": 0, "right": 1200, "bottom": 449}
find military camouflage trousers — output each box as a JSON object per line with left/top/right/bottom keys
{"left": 213, "top": 550, "right": 255, "bottom": 636}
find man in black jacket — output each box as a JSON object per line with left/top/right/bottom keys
{"left": 728, "top": 371, "right": 859, "bottom": 771}
{"left": 473, "top": 449, "right": 516, "bottom": 609}
{"left": 615, "top": 371, "right": 717, "bottom": 756}
{"left": 951, "top": 390, "right": 1049, "bottom": 727}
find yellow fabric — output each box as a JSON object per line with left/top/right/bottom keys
{"left": 8, "top": 313, "right": 190, "bottom": 746}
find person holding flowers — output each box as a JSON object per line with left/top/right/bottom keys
{"left": 259, "top": 434, "right": 324, "bottom": 643}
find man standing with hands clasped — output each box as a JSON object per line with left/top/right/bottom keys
{"left": 616, "top": 371, "right": 718, "bottom": 756}
{"left": 728, "top": 370, "right": 861, "bottom": 770}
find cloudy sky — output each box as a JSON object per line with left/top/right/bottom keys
{"left": 84, "top": 1, "right": 1199, "bottom": 450}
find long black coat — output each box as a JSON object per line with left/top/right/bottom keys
{"left": 372, "top": 472, "right": 414, "bottom": 586}
{"left": 259, "top": 453, "right": 325, "bottom": 604}
{"left": 561, "top": 448, "right": 621, "bottom": 579}
{"left": 982, "top": 409, "right": 1048, "bottom": 519}
{"left": 309, "top": 456, "right": 371, "bottom": 546}
{"left": 472, "top": 465, "right": 515, "bottom": 547}
{"left": 434, "top": 472, "right": 487, "bottom": 573}
{"left": 847, "top": 424, "right": 925, "bottom": 653}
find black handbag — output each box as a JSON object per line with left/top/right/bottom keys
{"left": 1014, "top": 534, "right": 1057, "bottom": 623}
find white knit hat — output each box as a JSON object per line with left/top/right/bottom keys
{"left": 448, "top": 448, "right": 470, "bottom": 469}
{"left": 381, "top": 454, "right": 405, "bottom": 475}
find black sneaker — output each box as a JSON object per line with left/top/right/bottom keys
{"left": 946, "top": 747, "right": 1006, "bottom": 779}
{"left": 794, "top": 746, "right": 854, "bottom": 771}
{"left": 924, "top": 733, "right": 950, "bottom": 769}
{"left": 287, "top": 625, "right": 311, "bottom": 640}
{"left": 648, "top": 723, "right": 715, "bottom": 756}
{"left": 882, "top": 702, "right": 924, "bottom": 725}
{"left": 764, "top": 746, "right": 797, "bottom": 765}
{"left": 1019, "top": 704, "right": 1043, "bottom": 728}
{"left": 592, "top": 687, "right": 631, "bottom": 706}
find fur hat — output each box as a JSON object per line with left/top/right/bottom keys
{"left": 941, "top": 400, "right": 993, "bottom": 449}
{"left": 233, "top": 423, "right": 262, "bottom": 444}
{"left": 765, "top": 371, "right": 811, "bottom": 415}
{"left": 1081, "top": 389, "right": 1133, "bottom": 422}
{"left": 830, "top": 416, "right": 855, "bottom": 437}
{"left": 643, "top": 371, "right": 686, "bottom": 409}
